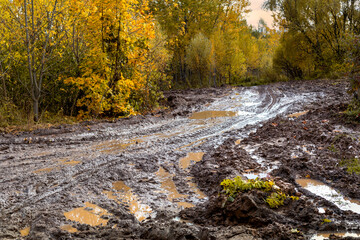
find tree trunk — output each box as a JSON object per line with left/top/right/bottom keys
{"left": 33, "top": 98, "right": 39, "bottom": 122}
{"left": 1, "top": 77, "right": 6, "bottom": 99}
{"left": 0, "top": 63, "right": 7, "bottom": 99}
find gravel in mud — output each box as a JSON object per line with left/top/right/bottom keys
{"left": 1, "top": 79, "right": 360, "bottom": 240}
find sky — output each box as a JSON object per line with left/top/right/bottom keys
{"left": 246, "top": 0, "right": 274, "bottom": 28}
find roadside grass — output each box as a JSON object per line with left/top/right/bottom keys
{"left": 0, "top": 99, "right": 77, "bottom": 133}
{"left": 0, "top": 113, "right": 77, "bottom": 134}
{"left": 233, "top": 74, "right": 289, "bottom": 87}
{"left": 340, "top": 158, "right": 360, "bottom": 175}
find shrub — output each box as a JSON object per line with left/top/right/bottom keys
{"left": 220, "top": 176, "right": 299, "bottom": 208}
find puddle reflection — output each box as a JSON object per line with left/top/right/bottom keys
{"left": 296, "top": 179, "right": 360, "bottom": 214}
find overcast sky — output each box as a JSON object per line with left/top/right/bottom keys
{"left": 246, "top": 0, "right": 274, "bottom": 28}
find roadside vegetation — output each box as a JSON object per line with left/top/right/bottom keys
{"left": 340, "top": 158, "right": 360, "bottom": 175}
{"left": 0, "top": 0, "right": 360, "bottom": 130}
{"left": 220, "top": 176, "right": 299, "bottom": 209}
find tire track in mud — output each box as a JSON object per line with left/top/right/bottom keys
{"left": 0, "top": 84, "right": 325, "bottom": 238}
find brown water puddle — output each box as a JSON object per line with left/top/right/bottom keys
{"left": 179, "top": 152, "right": 204, "bottom": 169}
{"left": 296, "top": 179, "right": 324, "bottom": 187}
{"left": 64, "top": 202, "right": 110, "bottom": 226}
{"left": 311, "top": 232, "right": 360, "bottom": 239}
{"left": 103, "top": 181, "right": 152, "bottom": 222}
{"left": 177, "top": 202, "right": 195, "bottom": 208}
{"left": 33, "top": 167, "right": 54, "bottom": 174}
{"left": 287, "top": 110, "right": 309, "bottom": 118}
{"left": 60, "top": 225, "right": 78, "bottom": 233}
{"left": 189, "top": 111, "right": 237, "bottom": 119}
{"left": 20, "top": 227, "right": 30, "bottom": 237}
{"left": 156, "top": 167, "right": 188, "bottom": 201}
{"left": 94, "top": 139, "right": 143, "bottom": 154}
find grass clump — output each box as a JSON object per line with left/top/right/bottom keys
{"left": 321, "top": 218, "right": 332, "bottom": 224}
{"left": 340, "top": 158, "right": 360, "bottom": 175}
{"left": 220, "top": 176, "right": 299, "bottom": 208}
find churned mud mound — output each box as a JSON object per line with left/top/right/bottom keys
{"left": 184, "top": 80, "right": 360, "bottom": 239}
{"left": 1, "top": 79, "right": 360, "bottom": 240}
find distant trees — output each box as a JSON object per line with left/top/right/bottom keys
{"left": 265, "top": 0, "right": 360, "bottom": 78}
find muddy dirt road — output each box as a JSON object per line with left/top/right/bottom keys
{"left": 1, "top": 79, "right": 360, "bottom": 239}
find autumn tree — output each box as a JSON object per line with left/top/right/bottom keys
{"left": 62, "top": 0, "right": 157, "bottom": 118}
{"left": 0, "top": 0, "right": 74, "bottom": 122}
{"left": 151, "top": 0, "right": 250, "bottom": 87}
{"left": 265, "top": 0, "right": 360, "bottom": 77}
{"left": 185, "top": 33, "right": 213, "bottom": 87}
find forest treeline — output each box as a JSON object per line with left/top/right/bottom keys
{"left": 0, "top": 0, "right": 360, "bottom": 126}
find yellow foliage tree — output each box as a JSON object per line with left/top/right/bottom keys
{"left": 63, "top": 0, "right": 156, "bottom": 118}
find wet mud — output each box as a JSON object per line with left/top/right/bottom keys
{"left": 1, "top": 79, "right": 360, "bottom": 239}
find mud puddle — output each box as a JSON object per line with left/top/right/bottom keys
{"left": 297, "top": 179, "right": 360, "bottom": 214}
{"left": 103, "top": 181, "right": 152, "bottom": 222}
{"left": 189, "top": 111, "right": 237, "bottom": 119}
{"left": 60, "top": 225, "right": 78, "bottom": 233}
{"left": 311, "top": 232, "right": 360, "bottom": 240}
{"left": 93, "top": 139, "right": 140, "bottom": 154}
{"left": 179, "top": 152, "right": 204, "bottom": 169}
{"left": 156, "top": 167, "right": 188, "bottom": 202}
{"left": 19, "top": 227, "right": 30, "bottom": 237}
{"left": 64, "top": 202, "right": 111, "bottom": 226}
